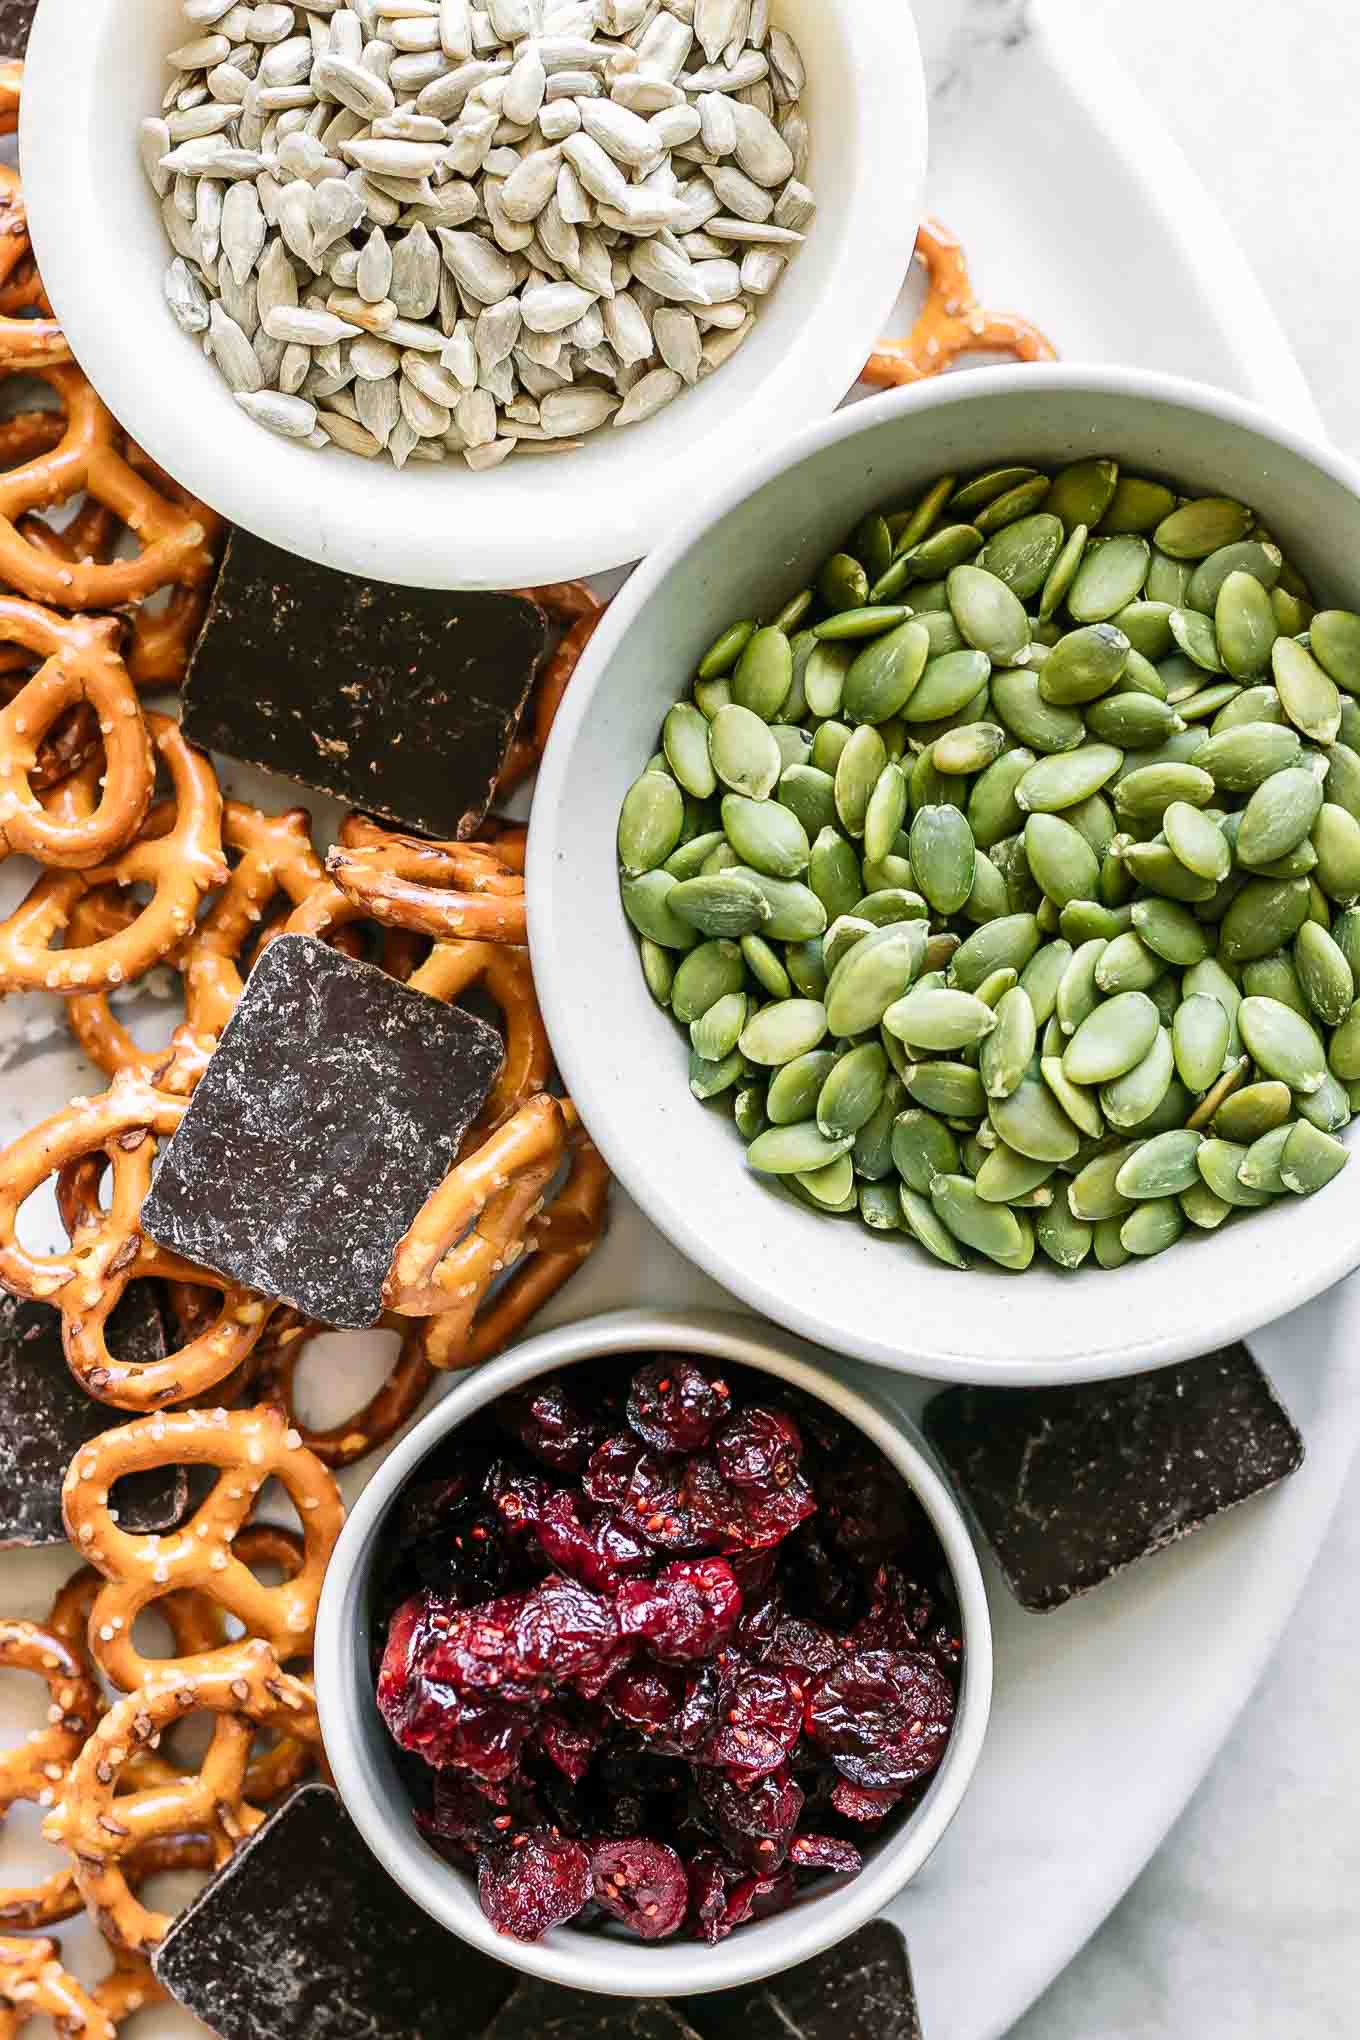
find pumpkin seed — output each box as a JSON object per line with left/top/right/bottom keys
{"left": 1098, "top": 476, "right": 1177, "bottom": 535}
{"left": 1294, "top": 920, "right": 1355, "bottom": 1025}
{"left": 1154, "top": 497, "right": 1254, "bottom": 560}
{"left": 663, "top": 701, "right": 719, "bottom": 798}
{"left": 699, "top": 619, "right": 757, "bottom": 678}
{"left": 1273, "top": 636, "right": 1342, "bottom": 744}
{"left": 906, "top": 805, "right": 975, "bottom": 918}
{"left": 890, "top": 1108, "right": 960, "bottom": 1195}
{"left": 1295, "top": 1071, "right": 1352, "bottom": 1133}
{"left": 858, "top": 1179, "right": 902, "bottom": 1230}
{"left": 803, "top": 642, "right": 853, "bottom": 719}
{"left": 1312, "top": 802, "right": 1360, "bottom": 904}
{"left": 975, "top": 511, "right": 1065, "bottom": 602}
{"left": 854, "top": 888, "right": 927, "bottom": 930}
{"left": 618, "top": 767, "right": 685, "bottom": 873}
{"left": 863, "top": 764, "right": 909, "bottom": 867}
{"left": 1279, "top": 1119, "right": 1350, "bottom": 1194}
{"left": 1131, "top": 897, "right": 1213, "bottom": 965}
{"left": 1167, "top": 605, "right": 1224, "bottom": 675}
{"left": 1023, "top": 813, "right": 1099, "bottom": 907}
{"left": 825, "top": 920, "right": 928, "bottom": 1037}
{"left": 1046, "top": 459, "right": 1119, "bottom": 533}
{"left": 883, "top": 985, "right": 997, "bottom": 1051}
{"left": 1214, "top": 570, "right": 1278, "bottom": 680}
{"left": 842, "top": 621, "right": 931, "bottom": 726}
{"left": 623, "top": 869, "right": 700, "bottom": 948}
{"left": 796, "top": 1153, "right": 856, "bottom": 1207}
{"left": 977, "top": 985, "right": 1036, "bottom": 1099}
{"left": 739, "top": 934, "right": 791, "bottom": 1001}
{"left": 990, "top": 1067, "right": 1082, "bottom": 1162}
{"left": 1170, "top": 992, "right": 1231, "bottom": 1092}
{"left": 1213, "top": 1079, "right": 1293, "bottom": 1142}
{"left": 721, "top": 793, "right": 809, "bottom": 878}
{"left": 730, "top": 868, "right": 828, "bottom": 941}
{"left": 1093, "top": 1216, "right": 1133, "bottom": 1267}
{"left": 1039, "top": 623, "right": 1131, "bottom": 705}
{"left": 1086, "top": 692, "right": 1181, "bottom": 748}
{"left": 823, "top": 915, "right": 875, "bottom": 975}
{"left": 1163, "top": 798, "right": 1231, "bottom": 881}
{"left": 852, "top": 1072, "right": 907, "bottom": 1180}
{"left": 807, "top": 826, "right": 861, "bottom": 923}
{"left": 1099, "top": 1024, "right": 1173, "bottom": 1128}
{"left": 709, "top": 703, "right": 782, "bottom": 797}
{"left": 1237, "top": 1122, "right": 1294, "bottom": 1194}
{"left": 1015, "top": 939, "right": 1070, "bottom": 1030}
{"left": 1237, "top": 993, "right": 1327, "bottom": 1092}
{"left": 732, "top": 626, "right": 794, "bottom": 719}
{"left": 901, "top": 649, "right": 992, "bottom": 726}
{"left": 947, "top": 564, "right": 1031, "bottom": 663}
{"left": 1112, "top": 600, "right": 1177, "bottom": 662}
{"left": 747, "top": 1121, "right": 853, "bottom": 1175}
{"left": 690, "top": 1047, "right": 744, "bottom": 1098}
{"left": 1242, "top": 952, "right": 1309, "bottom": 1017}
{"left": 695, "top": 678, "right": 734, "bottom": 719}
{"left": 691, "top": 991, "right": 748, "bottom": 1061}
{"left": 1063, "top": 989, "right": 1160, "bottom": 1084}
{"left": 1311, "top": 609, "right": 1360, "bottom": 693}
{"left": 991, "top": 665, "right": 1086, "bottom": 753}
{"left": 1116, "top": 1129, "right": 1203, "bottom": 1199}
{"left": 949, "top": 913, "right": 1043, "bottom": 992}
{"left": 734, "top": 1086, "right": 768, "bottom": 1141}
{"left": 930, "top": 1173, "right": 1031, "bottom": 1268}
{"left": 1038, "top": 1055, "right": 1104, "bottom": 1138}
{"left": 816, "top": 1041, "right": 888, "bottom": 1140}
{"left": 1035, "top": 1197, "right": 1093, "bottom": 1268}
{"left": 1120, "top": 1197, "right": 1185, "bottom": 1256}
{"left": 778, "top": 764, "right": 838, "bottom": 841}
{"left": 899, "top": 1186, "right": 969, "bottom": 1267}
{"left": 973, "top": 476, "right": 1052, "bottom": 536}
{"left": 1196, "top": 720, "right": 1303, "bottom": 791}
{"left": 1066, "top": 535, "right": 1150, "bottom": 622}
{"left": 934, "top": 722, "right": 1008, "bottom": 776}
{"left": 833, "top": 725, "right": 888, "bottom": 837}
{"left": 819, "top": 552, "right": 869, "bottom": 613}
{"left": 767, "top": 1048, "right": 839, "bottom": 1125}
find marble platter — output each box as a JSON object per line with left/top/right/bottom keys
{"left": 1, "top": 2, "right": 1358, "bottom": 2038}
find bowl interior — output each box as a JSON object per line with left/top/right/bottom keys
{"left": 22, "top": 0, "right": 925, "bottom": 587}
{"left": 528, "top": 369, "right": 1360, "bottom": 1383}
{"left": 317, "top": 1309, "right": 991, "bottom": 1998}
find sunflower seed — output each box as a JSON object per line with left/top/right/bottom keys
{"left": 207, "top": 299, "right": 266, "bottom": 389}
{"left": 232, "top": 387, "right": 318, "bottom": 436}
{"left": 164, "top": 256, "right": 213, "bottom": 333}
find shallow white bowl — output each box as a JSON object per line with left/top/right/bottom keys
{"left": 20, "top": 0, "right": 925, "bottom": 590}
{"left": 315, "top": 1307, "right": 991, "bottom": 1998}
{"left": 527, "top": 364, "right": 1360, "bottom": 1384}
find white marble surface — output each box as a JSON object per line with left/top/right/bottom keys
{"left": 915, "top": 2, "right": 1360, "bottom": 2033}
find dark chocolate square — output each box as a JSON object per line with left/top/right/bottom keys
{"left": 154, "top": 1785, "right": 512, "bottom": 2040}
{"left": 182, "top": 529, "right": 549, "bottom": 839}
{"left": 484, "top": 1983, "right": 705, "bottom": 2040}
{"left": 925, "top": 1345, "right": 1305, "bottom": 1612}
{"left": 0, "top": 1, "right": 38, "bottom": 57}
{"left": 141, "top": 933, "right": 503, "bottom": 1328}
{"left": 0, "top": 1285, "right": 186, "bottom": 1547}
{"left": 683, "top": 1922, "right": 922, "bottom": 2040}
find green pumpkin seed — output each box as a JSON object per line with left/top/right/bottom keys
{"left": 720, "top": 793, "right": 809, "bottom": 879}
{"left": 1120, "top": 1197, "right": 1185, "bottom": 1256}
{"left": 930, "top": 1174, "right": 1030, "bottom": 1267}
{"left": 964, "top": 747, "right": 1034, "bottom": 849}
{"left": 825, "top": 920, "right": 929, "bottom": 1037}
{"left": 1067, "top": 536, "right": 1151, "bottom": 623}
{"left": 640, "top": 938, "right": 675, "bottom": 1007}
{"left": 1091, "top": 1216, "right": 1132, "bottom": 1267}
{"left": 1129, "top": 898, "right": 1211, "bottom": 968}
{"left": 1273, "top": 636, "right": 1342, "bottom": 744}
{"left": 1163, "top": 799, "right": 1231, "bottom": 881}
{"left": 1046, "top": 459, "right": 1119, "bottom": 534}
{"left": 948, "top": 913, "right": 1043, "bottom": 992}
{"left": 1196, "top": 720, "right": 1303, "bottom": 791}
{"left": 816, "top": 1042, "right": 889, "bottom": 1140}
{"left": 806, "top": 826, "right": 861, "bottom": 924}
{"left": 1035, "top": 1197, "right": 1094, "bottom": 1268}
{"left": 1114, "top": 762, "right": 1217, "bottom": 823}
{"left": 663, "top": 702, "right": 719, "bottom": 799}
{"left": 1116, "top": 1129, "right": 1203, "bottom": 1199}
{"left": 946, "top": 564, "right": 1031, "bottom": 664}
{"left": 1118, "top": 840, "right": 1216, "bottom": 904}
{"left": 1242, "top": 952, "right": 1310, "bottom": 1017}
{"left": 622, "top": 869, "right": 700, "bottom": 948}
{"left": 747, "top": 1121, "right": 853, "bottom": 1175}
{"left": 1168, "top": 605, "right": 1224, "bottom": 675}
{"left": 1232, "top": 762, "right": 1325, "bottom": 870}
{"left": 1063, "top": 989, "right": 1160, "bottom": 1084}
{"left": 813, "top": 606, "right": 915, "bottom": 645}
{"left": 691, "top": 991, "right": 748, "bottom": 1062}
{"left": 1098, "top": 476, "right": 1177, "bottom": 535}
{"left": 948, "top": 467, "right": 1040, "bottom": 516}
{"left": 883, "top": 986, "right": 997, "bottom": 1052}
{"left": 842, "top": 621, "right": 931, "bottom": 726}
{"left": 977, "top": 985, "right": 1036, "bottom": 1100}
{"left": 804, "top": 642, "right": 853, "bottom": 720}
{"left": 1023, "top": 813, "right": 1099, "bottom": 906}
{"left": 729, "top": 868, "right": 827, "bottom": 941}
{"left": 989, "top": 1069, "right": 1082, "bottom": 1162}
{"left": 773, "top": 591, "right": 814, "bottom": 638}
{"left": 1172, "top": 993, "right": 1232, "bottom": 1093}
{"left": 974, "top": 511, "right": 1064, "bottom": 602}
{"left": 1312, "top": 802, "right": 1360, "bottom": 904}
{"left": 1196, "top": 1136, "right": 1272, "bottom": 1207}
{"left": 1016, "top": 938, "right": 1071, "bottom": 1029}
{"left": 1213, "top": 570, "right": 1278, "bottom": 681}
{"left": 1065, "top": 1143, "right": 1137, "bottom": 1221}
{"left": 901, "top": 1061, "right": 985, "bottom": 1119}
{"left": 854, "top": 888, "right": 928, "bottom": 929}
{"left": 967, "top": 477, "right": 1050, "bottom": 538}
{"left": 694, "top": 677, "right": 733, "bottom": 720}
{"left": 899, "top": 1186, "right": 969, "bottom": 1267}
{"left": 778, "top": 764, "right": 838, "bottom": 842}
{"left": 669, "top": 872, "right": 772, "bottom": 937}
{"left": 783, "top": 939, "right": 828, "bottom": 1000}
{"left": 1322, "top": 743, "right": 1360, "bottom": 826}
{"left": 734, "top": 934, "right": 789, "bottom": 1002}
{"left": 890, "top": 482, "right": 957, "bottom": 556}
{"left": 833, "top": 725, "right": 889, "bottom": 836}
{"left": 1034, "top": 520, "right": 1087, "bottom": 623}
{"left": 709, "top": 703, "right": 782, "bottom": 798}
{"left": 891, "top": 1108, "right": 960, "bottom": 1194}
{"left": 1334, "top": 907, "right": 1360, "bottom": 982}
{"left": 1296, "top": 1071, "right": 1351, "bottom": 1132}
{"left": 1154, "top": 497, "right": 1254, "bottom": 560}
{"left": 1065, "top": 793, "right": 1118, "bottom": 861}
{"left": 851, "top": 1073, "right": 907, "bottom": 1180}
{"left": 1085, "top": 692, "right": 1181, "bottom": 748}
{"left": 730, "top": 627, "right": 793, "bottom": 720}
{"left": 1014, "top": 745, "right": 1123, "bottom": 815}
{"left": 819, "top": 552, "right": 869, "bottom": 613}
{"left": 767, "top": 1048, "right": 839, "bottom": 1125}
{"left": 1279, "top": 1119, "right": 1350, "bottom": 1194}
{"left": 733, "top": 1085, "right": 767, "bottom": 1141}
{"left": 1036, "top": 1056, "right": 1102, "bottom": 1138}
{"left": 1292, "top": 921, "right": 1355, "bottom": 1028}
{"left": 972, "top": 1141, "right": 1053, "bottom": 1204}
{"left": 858, "top": 1180, "right": 903, "bottom": 1231}
{"left": 1112, "top": 600, "right": 1176, "bottom": 662}
{"left": 1328, "top": 997, "right": 1360, "bottom": 1081}
{"left": 930, "top": 722, "right": 1007, "bottom": 778}
{"left": 823, "top": 915, "right": 875, "bottom": 975}
{"left": 670, "top": 940, "right": 745, "bottom": 1023}
{"left": 1218, "top": 875, "right": 1311, "bottom": 961}
{"left": 796, "top": 1153, "right": 856, "bottom": 1207}
{"left": 1093, "top": 929, "right": 1164, "bottom": 993}
{"left": 738, "top": 998, "right": 828, "bottom": 1066}
{"left": 689, "top": 1046, "right": 744, "bottom": 1098}
{"left": 974, "top": 966, "right": 1020, "bottom": 1009}
{"left": 1054, "top": 938, "right": 1106, "bottom": 1037}
{"left": 1237, "top": 993, "right": 1327, "bottom": 1092}
{"left": 617, "top": 768, "right": 685, "bottom": 874}
{"left": 698, "top": 619, "right": 756, "bottom": 680}
{"left": 1100, "top": 1025, "right": 1173, "bottom": 1128}
{"left": 863, "top": 764, "right": 909, "bottom": 868}
{"left": 901, "top": 649, "right": 992, "bottom": 725}
{"left": 1311, "top": 609, "right": 1360, "bottom": 693}
{"left": 1185, "top": 539, "right": 1282, "bottom": 614}
{"left": 1212, "top": 685, "right": 1285, "bottom": 734}
{"left": 849, "top": 511, "right": 894, "bottom": 581}
{"left": 1213, "top": 1079, "right": 1293, "bottom": 1142}
{"left": 991, "top": 665, "right": 1086, "bottom": 753}
{"left": 1237, "top": 1122, "right": 1294, "bottom": 1194}
{"left": 1145, "top": 549, "right": 1192, "bottom": 606}
{"left": 1039, "top": 623, "right": 1131, "bottom": 705}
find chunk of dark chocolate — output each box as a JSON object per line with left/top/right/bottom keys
{"left": 154, "top": 1785, "right": 512, "bottom": 2040}
{"left": 182, "top": 529, "right": 548, "bottom": 839}
{"left": 0, "top": 1285, "right": 186, "bottom": 1547}
{"left": 484, "top": 1982, "right": 706, "bottom": 2040}
{"left": 925, "top": 1344, "right": 1305, "bottom": 1613}
{"left": 142, "top": 933, "right": 503, "bottom": 1329}
{"left": 683, "top": 1921, "right": 922, "bottom": 2040}
{"left": 0, "top": 1, "right": 38, "bottom": 56}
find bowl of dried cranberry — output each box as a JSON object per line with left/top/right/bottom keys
{"left": 315, "top": 1308, "right": 990, "bottom": 1996}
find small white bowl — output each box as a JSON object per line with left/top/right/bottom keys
{"left": 20, "top": 0, "right": 926, "bottom": 590}
{"left": 314, "top": 1307, "right": 992, "bottom": 1999}
{"left": 526, "top": 364, "right": 1360, "bottom": 1384}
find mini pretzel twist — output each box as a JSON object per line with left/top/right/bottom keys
{"left": 0, "top": 365, "right": 217, "bottom": 610}
{"left": 0, "top": 1621, "right": 102, "bottom": 1931}
{"left": 408, "top": 1118, "right": 610, "bottom": 1373}
{"left": 0, "top": 165, "right": 69, "bottom": 372}
{"left": 65, "top": 801, "right": 326, "bottom": 1093}
{"left": 0, "top": 1937, "right": 114, "bottom": 2040}
{"left": 44, "top": 1639, "right": 318, "bottom": 1953}
{"left": 0, "top": 601, "right": 152, "bottom": 868}
{"left": 254, "top": 1316, "right": 434, "bottom": 1472}
{"left": 500, "top": 581, "right": 607, "bottom": 797}
{"left": 323, "top": 829, "right": 527, "bottom": 945}
{"left": 62, "top": 1406, "right": 344, "bottom": 1691}
{"left": 0, "top": 714, "right": 227, "bottom": 994}
{"left": 863, "top": 218, "right": 1058, "bottom": 387}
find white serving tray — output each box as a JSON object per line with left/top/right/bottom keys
{"left": 0, "top": 3, "right": 1356, "bottom": 2038}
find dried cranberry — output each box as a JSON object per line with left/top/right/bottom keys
{"left": 420, "top": 1593, "right": 539, "bottom": 1702}
{"left": 484, "top": 1460, "right": 554, "bottom": 1536}
{"left": 655, "top": 1661, "right": 721, "bottom": 1757}
{"left": 590, "top": 1839, "right": 688, "bottom": 1940}
{"left": 617, "top": 1558, "right": 742, "bottom": 1663}
{"left": 779, "top": 1523, "right": 861, "bottom": 1626}
{"left": 415, "top": 1774, "right": 502, "bottom": 1860}
{"left": 604, "top": 1662, "right": 686, "bottom": 1737}
{"left": 584, "top": 1433, "right": 646, "bottom": 1509}
{"left": 502, "top": 1381, "right": 603, "bottom": 1473}
{"left": 624, "top": 1453, "right": 704, "bottom": 1551}
{"left": 766, "top": 1616, "right": 842, "bottom": 1681}
{"left": 511, "top": 1576, "right": 621, "bottom": 1685}
{"left": 736, "top": 1472, "right": 817, "bottom": 1551}
{"left": 818, "top": 1454, "right": 929, "bottom": 1557}
{"left": 477, "top": 1830, "right": 591, "bottom": 1941}
{"left": 539, "top": 1704, "right": 605, "bottom": 1783}
{"left": 716, "top": 1407, "right": 803, "bottom": 1493}
{"left": 699, "top": 1766, "right": 804, "bottom": 1871}
{"left": 805, "top": 1649, "right": 955, "bottom": 1789}
{"left": 377, "top": 1603, "right": 531, "bottom": 1782}
{"left": 851, "top": 1564, "right": 937, "bottom": 1655}
{"left": 397, "top": 1468, "right": 481, "bottom": 1545}
{"left": 788, "top": 1834, "right": 862, "bottom": 1875}
{"left": 569, "top": 1637, "right": 635, "bottom": 1702}
{"left": 534, "top": 1489, "right": 653, "bottom": 1592}
{"left": 702, "top": 1665, "right": 804, "bottom": 1777}
{"left": 627, "top": 1358, "right": 730, "bottom": 1453}
{"left": 728, "top": 1546, "right": 779, "bottom": 1596}
{"left": 733, "top": 1584, "right": 783, "bottom": 1655}
{"left": 928, "top": 1621, "right": 963, "bottom": 1678}
{"left": 690, "top": 1853, "right": 795, "bottom": 1942}
{"left": 828, "top": 1778, "right": 902, "bottom": 1823}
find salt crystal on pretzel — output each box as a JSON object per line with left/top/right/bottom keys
{"left": 0, "top": 1934, "right": 115, "bottom": 2040}
{"left": 0, "top": 1618, "right": 101, "bottom": 1931}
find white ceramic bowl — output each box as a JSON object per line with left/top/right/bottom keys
{"left": 527, "top": 364, "right": 1360, "bottom": 1384}
{"left": 315, "top": 1307, "right": 992, "bottom": 1998}
{"left": 20, "top": 0, "right": 925, "bottom": 590}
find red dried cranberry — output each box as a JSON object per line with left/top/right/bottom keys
{"left": 534, "top": 1489, "right": 653, "bottom": 1592}
{"left": 415, "top": 1774, "right": 502, "bottom": 1860}
{"left": 477, "top": 1830, "right": 591, "bottom": 1941}
{"left": 736, "top": 1472, "right": 817, "bottom": 1551}
{"left": 928, "top": 1620, "right": 964, "bottom": 1679}
{"left": 851, "top": 1564, "right": 937, "bottom": 1654}
{"left": 767, "top": 1616, "right": 842, "bottom": 1681}
{"left": 616, "top": 1558, "right": 742, "bottom": 1663}
{"left": 501, "top": 1381, "right": 603, "bottom": 1473}
{"left": 818, "top": 1454, "right": 929, "bottom": 1556}
{"left": 624, "top": 1453, "right": 705, "bottom": 1551}
{"left": 510, "top": 1576, "right": 621, "bottom": 1685}
{"left": 788, "top": 1834, "right": 862, "bottom": 1875}
{"left": 699, "top": 1765, "right": 804, "bottom": 1870}
{"left": 484, "top": 1460, "right": 554, "bottom": 1535}
{"left": 828, "top": 1778, "right": 902, "bottom": 1823}
{"left": 779, "top": 1523, "right": 861, "bottom": 1626}
{"left": 716, "top": 1407, "right": 803, "bottom": 1493}
{"left": 604, "top": 1662, "right": 686, "bottom": 1737}
{"left": 702, "top": 1665, "right": 804, "bottom": 1777}
{"left": 584, "top": 1433, "right": 646, "bottom": 1509}
{"left": 690, "top": 1853, "right": 795, "bottom": 1942}
{"left": 377, "top": 1603, "right": 531, "bottom": 1782}
{"left": 805, "top": 1649, "right": 955, "bottom": 1789}
{"left": 589, "top": 1839, "right": 688, "bottom": 1940}
{"left": 421, "top": 1593, "right": 540, "bottom": 1702}
{"left": 725, "top": 1866, "right": 796, "bottom": 1931}
{"left": 733, "top": 1585, "right": 783, "bottom": 1655}
{"left": 569, "top": 1638, "right": 635, "bottom": 1702}
{"left": 627, "top": 1358, "right": 731, "bottom": 1454}
{"left": 654, "top": 1661, "right": 721, "bottom": 1757}
{"left": 728, "top": 1547, "right": 779, "bottom": 1595}
{"left": 539, "top": 1704, "right": 605, "bottom": 1783}
{"left": 397, "top": 1467, "right": 481, "bottom": 1545}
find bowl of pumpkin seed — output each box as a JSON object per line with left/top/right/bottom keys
{"left": 528, "top": 364, "right": 1360, "bottom": 1381}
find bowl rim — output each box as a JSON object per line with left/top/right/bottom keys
{"left": 314, "top": 1305, "right": 993, "bottom": 1998}
{"left": 526, "top": 361, "right": 1360, "bottom": 1385}
{"left": 18, "top": 0, "right": 928, "bottom": 590}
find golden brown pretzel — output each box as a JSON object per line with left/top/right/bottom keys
{"left": 0, "top": 1936, "right": 114, "bottom": 2040}
{"left": 44, "top": 1639, "right": 317, "bottom": 1953}
{"left": 863, "top": 218, "right": 1058, "bottom": 387}
{"left": 89, "top": 1836, "right": 218, "bottom": 2028}
{"left": 253, "top": 1316, "right": 435, "bottom": 1472}
{"left": 62, "top": 1405, "right": 344, "bottom": 1691}
{"left": 0, "top": 1620, "right": 102, "bottom": 1931}
{"left": 323, "top": 830, "right": 528, "bottom": 945}
{"left": 500, "top": 581, "right": 607, "bottom": 797}
{"left": 410, "top": 938, "right": 551, "bottom": 1135}
{"left": 65, "top": 802, "right": 326, "bottom": 1093}
{"left": 0, "top": 165, "right": 69, "bottom": 371}
{"left": 0, "top": 715, "right": 227, "bottom": 993}
{"left": 0, "top": 600, "right": 152, "bottom": 867}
